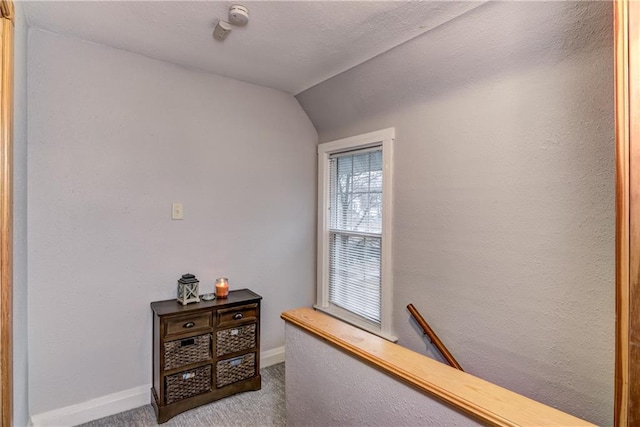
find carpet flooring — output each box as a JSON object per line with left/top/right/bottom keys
{"left": 78, "top": 363, "right": 285, "bottom": 427}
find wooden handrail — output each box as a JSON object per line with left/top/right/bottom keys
{"left": 282, "top": 307, "right": 594, "bottom": 426}
{"left": 407, "top": 304, "right": 463, "bottom": 371}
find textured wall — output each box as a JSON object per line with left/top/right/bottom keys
{"left": 285, "top": 323, "right": 482, "bottom": 427}
{"left": 13, "top": 1, "right": 29, "bottom": 425}
{"left": 297, "top": 2, "right": 614, "bottom": 425}
{"left": 27, "top": 29, "right": 317, "bottom": 415}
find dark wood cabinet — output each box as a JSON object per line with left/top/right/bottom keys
{"left": 150, "top": 289, "right": 262, "bottom": 423}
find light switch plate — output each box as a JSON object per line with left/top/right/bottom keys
{"left": 172, "top": 203, "right": 183, "bottom": 220}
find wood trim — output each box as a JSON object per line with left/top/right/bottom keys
{"left": 282, "top": 307, "right": 594, "bottom": 427}
{"left": 0, "top": 1, "right": 13, "bottom": 23}
{"left": 0, "top": 5, "right": 13, "bottom": 426}
{"left": 614, "top": 1, "right": 629, "bottom": 424}
{"left": 614, "top": 0, "right": 640, "bottom": 425}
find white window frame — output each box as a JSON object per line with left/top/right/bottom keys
{"left": 315, "top": 127, "right": 396, "bottom": 342}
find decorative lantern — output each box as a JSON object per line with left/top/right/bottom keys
{"left": 177, "top": 273, "right": 200, "bottom": 305}
{"left": 215, "top": 277, "right": 229, "bottom": 299}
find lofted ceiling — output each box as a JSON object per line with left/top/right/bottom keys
{"left": 23, "top": 1, "right": 484, "bottom": 94}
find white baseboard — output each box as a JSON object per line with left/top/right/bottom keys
{"left": 261, "top": 345, "right": 285, "bottom": 367}
{"left": 30, "top": 384, "right": 150, "bottom": 427}
{"left": 29, "top": 347, "right": 286, "bottom": 427}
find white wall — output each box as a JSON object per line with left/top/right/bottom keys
{"left": 27, "top": 29, "right": 317, "bottom": 416}
{"left": 13, "top": 1, "right": 29, "bottom": 425}
{"left": 297, "top": 2, "right": 614, "bottom": 426}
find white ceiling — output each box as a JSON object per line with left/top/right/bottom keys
{"left": 23, "top": 1, "right": 484, "bottom": 94}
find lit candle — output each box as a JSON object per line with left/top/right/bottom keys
{"left": 215, "top": 277, "right": 229, "bottom": 298}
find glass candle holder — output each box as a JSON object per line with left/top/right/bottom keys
{"left": 215, "top": 277, "right": 229, "bottom": 298}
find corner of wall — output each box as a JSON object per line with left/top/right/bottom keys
{"left": 12, "top": 0, "right": 29, "bottom": 424}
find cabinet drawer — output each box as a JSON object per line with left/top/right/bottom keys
{"left": 216, "top": 353, "right": 256, "bottom": 388}
{"left": 216, "top": 304, "right": 258, "bottom": 328}
{"left": 216, "top": 324, "right": 256, "bottom": 357}
{"left": 165, "top": 313, "right": 211, "bottom": 337}
{"left": 164, "top": 333, "right": 211, "bottom": 371}
{"left": 165, "top": 364, "right": 212, "bottom": 404}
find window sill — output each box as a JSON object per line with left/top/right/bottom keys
{"left": 313, "top": 304, "right": 398, "bottom": 343}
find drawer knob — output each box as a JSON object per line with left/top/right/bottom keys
{"left": 233, "top": 313, "right": 244, "bottom": 320}
{"left": 183, "top": 321, "right": 195, "bottom": 328}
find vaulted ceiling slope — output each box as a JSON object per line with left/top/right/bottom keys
{"left": 297, "top": 0, "right": 613, "bottom": 135}
{"left": 23, "top": 1, "right": 484, "bottom": 94}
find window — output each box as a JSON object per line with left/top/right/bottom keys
{"left": 315, "top": 128, "right": 395, "bottom": 341}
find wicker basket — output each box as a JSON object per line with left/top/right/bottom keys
{"left": 164, "top": 334, "right": 211, "bottom": 371}
{"left": 216, "top": 324, "right": 256, "bottom": 357}
{"left": 216, "top": 353, "right": 256, "bottom": 388}
{"left": 165, "top": 365, "right": 211, "bottom": 404}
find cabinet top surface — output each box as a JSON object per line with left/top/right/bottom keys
{"left": 151, "top": 288, "right": 262, "bottom": 316}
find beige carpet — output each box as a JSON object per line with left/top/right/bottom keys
{"left": 77, "top": 363, "right": 285, "bottom": 427}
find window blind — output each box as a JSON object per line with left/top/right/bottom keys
{"left": 328, "top": 148, "right": 383, "bottom": 325}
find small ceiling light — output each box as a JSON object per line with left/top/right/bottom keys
{"left": 213, "top": 20, "right": 232, "bottom": 41}
{"left": 228, "top": 4, "right": 249, "bottom": 26}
